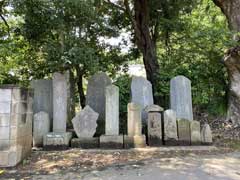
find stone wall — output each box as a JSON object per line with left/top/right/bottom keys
{"left": 0, "top": 85, "right": 33, "bottom": 167}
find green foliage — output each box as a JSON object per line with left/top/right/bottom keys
{"left": 114, "top": 74, "right": 131, "bottom": 134}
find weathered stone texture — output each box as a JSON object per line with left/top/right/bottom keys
{"left": 201, "top": 124, "right": 213, "bottom": 145}
{"left": 190, "top": 121, "right": 201, "bottom": 145}
{"left": 177, "top": 119, "right": 191, "bottom": 145}
{"left": 170, "top": 76, "right": 193, "bottom": 121}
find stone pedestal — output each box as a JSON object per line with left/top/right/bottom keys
{"left": 43, "top": 132, "right": 72, "bottom": 150}
{"left": 124, "top": 135, "right": 146, "bottom": 148}
{"left": 71, "top": 137, "right": 99, "bottom": 149}
{"left": 0, "top": 86, "right": 33, "bottom": 167}
{"left": 177, "top": 119, "right": 191, "bottom": 145}
{"left": 100, "top": 135, "right": 123, "bottom": 149}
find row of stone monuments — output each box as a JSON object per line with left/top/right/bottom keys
{"left": 0, "top": 71, "right": 213, "bottom": 167}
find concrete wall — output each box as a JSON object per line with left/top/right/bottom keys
{"left": 0, "top": 86, "right": 33, "bottom": 167}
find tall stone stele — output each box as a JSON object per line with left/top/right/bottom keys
{"left": 131, "top": 76, "right": 154, "bottom": 124}
{"left": 163, "top": 109, "right": 178, "bottom": 145}
{"left": 124, "top": 103, "right": 146, "bottom": 148}
{"left": 0, "top": 85, "right": 33, "bottom": 167}
{"left": 170, "top": 76, "right": 193, "bottom": 121}
{"left": 43, "top": 72, "right": 72, "bottom": 149}
{"left": 100, "top": 85, "right": 123, "bottom": 149}
{"left": 86, "top": 72, "right": 112, "bottom": 135}
{"left": 145, "top": 105, "right": 164, "bottom": 146}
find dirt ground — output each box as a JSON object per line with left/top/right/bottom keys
{"left": 0, "top": 146, "right": 238, "bottom": 180}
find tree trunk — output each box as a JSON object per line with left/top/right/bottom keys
{"left": 133, "top": 0, "right": 160, "bottom": 104}
{"left": 213, "top": 0, "right": 240, "bottom": 125}
{"left": 75, "top": 65, "right": 86, "bottom": 109}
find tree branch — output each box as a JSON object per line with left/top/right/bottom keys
{"left": 103, "top": 0, "right": 126, "bottom": 12}
{"left": 0, "top": 14, "right": 10, "bottom": 36}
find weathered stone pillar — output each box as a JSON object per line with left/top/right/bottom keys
{"left": 177, "top": 119, "right": 191, "bottom": 145}
{"left": 100, "top": 85, "right": 123, "bottom": 149}
{"left": 124, "top": 103, "right": 146, "bottom": 148}
{"left": 201, "top": 124, "right": 213, "bottom": 145}
{"left": 190, "top": 121, "right": 201, "bottom": 145}
{"left": 145, "top": 105, "right": 163, "bottom": 146}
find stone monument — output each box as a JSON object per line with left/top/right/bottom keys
{"left": 124, "top": 103, "right": 146, "bottom": 148}
{"left": 201, "top": 124, "right": 213, "bottom": 145}
{"left": 0, "top": 85, "right": 33, "bottom": 167}
{"left": 43, "top": 72, "right": 72, "bottom": 149}
{"left": 163, "top": 109, "right": 178, "bottom": 145}
{"left": 31, "top": 79, "right": 53, "bottom": 120}
{"left": 170, "top": 76, "right": 193, "bottom": 121}
{"left": 177, "top": 119, "right": 191, "bottom": 145}
{"left": 145, "top": 105, "right": 163, "bottom": 146}
{"left": 100, "top": 85, "right": 123, "bottom": 149}
{"left": 71, "top": 105, "right": 99, "bottom": 149}
{"left": 33, "top": 111, "right": 50, "bottom": 147}
{"left": 86, "top": 72, "right": 112, "bottom": 135}
{"left": 131, "top": 76, "right": 154, "bottom": 123}
{"left": 190, "top": 120, "right": 201, "bottom": 145}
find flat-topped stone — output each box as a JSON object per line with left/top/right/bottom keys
{"left": 170, "top": 76, "right": 193, "bottom": 121}
{"left": 71, "top": 137, "right": 99, "bottom": 149}
{"left": 177, "top": 119, "right": 190, "bottom": 145}
{"left": 100, "top": 135, "right": 123, "bottom": 149}
{"left": 147, "top": 111, "right": 162, "bottom": 146}
{"left": 190, "top": 121, "right": 201, "bottom": 145}
{"left": 72, "top": 105, "right": 98, "bottom": 138}
{"left": 164, "top": 109, "right": 178, "bottom": 146}
{"left": 127, "top": 103, "right": 142, "bottom": 136}
{"left": 43, "top": 132, "right": 72, "bottom": 150}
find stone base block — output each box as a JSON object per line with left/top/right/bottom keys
{"left": 164, "top": 139, "right": 179, "bottom": 146}
{"left": 191, "top": 141, "right": 201, "bottom": 146}
{"left": 178, "top": 140, "right": 191, "bottom": 146}
{"left": 201, "top": 142, "right": 213, "bottom": 146}
{"left": 124, "top": 135, "right": 146, "bottom": 148}
{"left": 43, "top": 132, "right": 72, "bottom": 150}
{"left": 100, "top": 135, "right": 123, "bottom": 149}
{"left": 71, "top": 137, "right": 99, "bottom": 149}
{"left": 148, "top": 136, "right": 162, "bottom": 146}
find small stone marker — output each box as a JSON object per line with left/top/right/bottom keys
{"left": 72, "top": 105, "right": 98, "bottom": 138}
{"left": 124, "top": 103, "right": 146, "bottom": 148}
{"left": 33, "top": 111, "right": 50, "bottom": 147}
{"left": 131, "top": 76, "right": 154, "bottom": 123}
{"left": 170, "top": 76, "right": 193, "bottom": 121}
{"left": 177, "top": 119, "right": 191, "bottom": 145}
{"left": 44, "top": 72, "right": 72, "bottom": 149}
{"left": 145, "top": 105, "right": 163, "bottom": 146}
{"left": 201, "top": 124, "right": 213, "bottom": 145}
{"left": 100, "top": 85, "right": 123, "bottom": 149}
{"left": 190, "top": 121, "right": 201, "bottom": 145}
{"left": 86, "top": 72, "right": 112, "bottom": 135}
{"left": 163, "top": 109, "right": 178, "bottom": 145}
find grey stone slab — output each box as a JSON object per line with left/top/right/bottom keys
{"left": 100, "top": 135, "right": 123, "bottom": 149}
{"left": 0, "top": 89, "right": 11, "bottom": 102}
{"left": 201, "top": 124, "right": 213, "bottom": 145}
{"left": 131, "top": 76, "right": 154, "bottom": 123}
{"left": 71, "top": 137, "right": 99, "bottom": 149}
{"left": 145, "top": 104, "right": 164, "bottom": 112}
{"left": 127, "top": 103, "right": 142, "bottom": 136}
{"left": 105, "top": 85, "right": 119, "bottom": 136}
{"left": 170, "top": 76, "right": 193, "bottom": 121}
{"left": 163, "top": 109, "right": 178, "bottom": 145}
{"left": 177, "top": 119, "right": 191, "bottom": 145}
{"left": 53, "top": 72, "right": 68, "bottom": 133}
{"left": 86, "top": 72, "right": 112, "bottom": 121}
{"left": 0, "top": 140, "right": 9, "bottom": 151}
{"left": 31, "top": 80, "right": 53, "bottom": 120}
{"left": 72, "top": 105, "right": 98, "bottom": 138}
{"left": 11, "top": 102, "right": 28, "bottom": 114}
{"left": 33, "top": 111, "right": 51, "bottom": 147}
{"left": 148, "top": 112, "right": 162, "bottom": 146}
{"left": 190, "top": 121, "right": 201, "bottom": 145}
